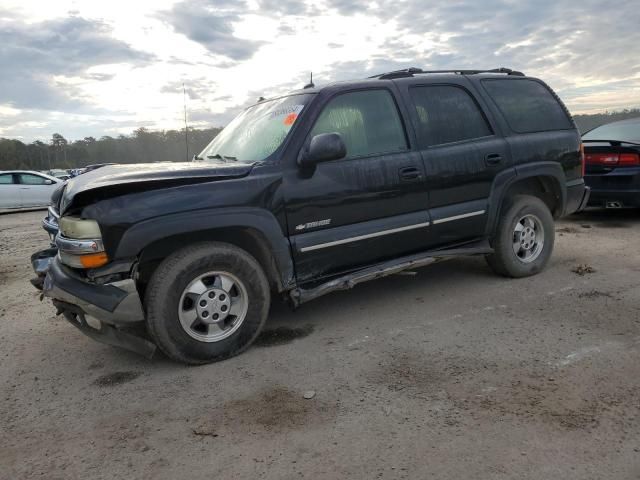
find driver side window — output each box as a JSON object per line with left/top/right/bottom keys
{"left": 310, "top": 89, "right": 407, "bottom": 159}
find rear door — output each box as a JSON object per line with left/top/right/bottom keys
{"left": 400, "top": 81, "right": 510, "bottom": 248}
{"left": 284, "top": 87, "right": 430, "bottom": 283}
{"left": 17, "top": 173, "right": 56, "bottom": 207}
{"left": 0, "top": 173, "right": 23, "bottom": 208}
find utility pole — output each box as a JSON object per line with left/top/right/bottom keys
{"left": 183, "top": 83, "right": 189, "bottom": 162}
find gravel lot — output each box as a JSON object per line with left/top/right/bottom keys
{"left": 1, "top": 209, "right": 640, "bottom": 479}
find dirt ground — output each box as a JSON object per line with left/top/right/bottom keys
{"left": 1, "top": 208, "right": 639, "bottom": 479}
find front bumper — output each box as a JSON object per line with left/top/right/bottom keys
{"left": 31, "top": 249, "right": 155, "bottom": 357}
{"left": 40, "top": 254, "right": 145, "bottom": 325}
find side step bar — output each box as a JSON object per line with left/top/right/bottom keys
{"left": 290, "top": 240, "right": 492, "bottom": 306}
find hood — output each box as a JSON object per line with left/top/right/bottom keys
{"left": 59, "top": 161, "right": 256, "bottom": 213}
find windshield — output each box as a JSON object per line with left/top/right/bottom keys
{"left": 198, "top": 93, "right": 313, "bottom": 163}
{"left": 583, "top": 119, "right": 640, "bottom": 143}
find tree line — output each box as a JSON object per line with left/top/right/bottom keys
{"left": 0, "top": 127, "right": 222, "bottom": 171}
{"left": 1, "top": 108, "right": 639, "bottom": 171}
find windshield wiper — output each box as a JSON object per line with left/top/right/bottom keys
{"left": 207, "top": 153, "right": 238, "bottom": 162}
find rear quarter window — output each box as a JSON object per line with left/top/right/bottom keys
{"left": 482, "top": 79, "right": 572, "bottom": 133}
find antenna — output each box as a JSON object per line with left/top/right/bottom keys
{"left": 303, "top": 72, "right": 314, "bottom": 89}
{"left": 183, "top": 82, "right": 189, "bottom": 162}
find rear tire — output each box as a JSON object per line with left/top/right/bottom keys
{"left": 485, "top": 195, "right": 555, "bottom": 278}
{"left": 145, "top": 242, "right": 270, "bottom": 364}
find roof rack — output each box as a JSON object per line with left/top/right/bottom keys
{"left": 370, "top": 67, "right": 525, "bottom": 80}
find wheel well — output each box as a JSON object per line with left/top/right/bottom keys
{"left": 136, "top": 227, "right": 284, "bottom": 297}
{"left": 501, "top": 176, "right": 562, "bottom": 218}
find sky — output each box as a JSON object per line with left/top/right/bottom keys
{"left": 1, "top": 0, "right": 639, "bottom": 142}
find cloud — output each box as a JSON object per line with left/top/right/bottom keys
{"left": 258, "top": 0, "right": 309, "bottom": 16}
{"left": 158, "top": 0, "right": 264, "bottom": 61}
{"left": 0, "top": 13, "right": 153, "bottom": 112}
{"left": 2, "top": 0, "right": 640, "bottom": 142}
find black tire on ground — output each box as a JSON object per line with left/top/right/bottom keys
{"left": 145, "top": 242, "right": 270, "bottom": 364}
{"left": 485, "top": 195, "right": 555, "bottom": 278}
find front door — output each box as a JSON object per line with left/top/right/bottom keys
{"left": 284, "top": 88, "right": 430, "bottom": 283}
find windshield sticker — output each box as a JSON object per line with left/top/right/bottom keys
{"left": 284, "top": 112, "right": 298, "bottom": 125}
{"left": 267, "top": 104, "right": 305, "bottom": 124}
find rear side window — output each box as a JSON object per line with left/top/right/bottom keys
{"left": 310, "top": 89, "right": 407, "bottom": 158}
{"left": 409, "top": 85, "right": 492, "bottom": 147}
{"left": 482, "top": 79, "right": 572, "bottom": 133}
{"left": 0, "top": 174, "right": 15, "bottom": 184}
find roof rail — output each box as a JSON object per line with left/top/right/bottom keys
{"left": 370, "top": 67, "right": 525, "bottom": 80}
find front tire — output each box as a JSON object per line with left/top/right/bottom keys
{"left": 145, "top": 242, "right": 270, "bottom": 364}
{"left": 485, "top": 195, "right": 555, "bottom": 278}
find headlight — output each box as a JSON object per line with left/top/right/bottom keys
{"left": 56, "top": 216, "right": 108, "bottom": 269}
{"left": 59, "top": 216, "right": 102, "bottom": 239}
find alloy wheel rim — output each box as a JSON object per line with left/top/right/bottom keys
{"left": 512, "top": 214, "right": 544, "bottom": 263}
{"left": 178, "top": 271, "right": 248, "bottom": 342}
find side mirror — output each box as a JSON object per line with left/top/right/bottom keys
{"left": 44, "top": 179, "right": 54, "bottom": 185}
{"left": 299, "top": 132, "right": 346, "bottom": 168}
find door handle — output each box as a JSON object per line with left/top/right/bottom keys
{"left": 485, "top": 153, "right": 503, "bottom": 165}
{"left": 399, "top": 166, "right": 422, "bottom": 181}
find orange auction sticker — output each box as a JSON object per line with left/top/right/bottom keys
{"left": 284, "top": 113, "right": 297, "bottom": 125}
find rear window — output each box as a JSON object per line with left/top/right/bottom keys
{"left": 482, "top": 79, "right": 572, "bottom": 133}
{"left": 583, "top": 120, "right": 640, "bottom": 143}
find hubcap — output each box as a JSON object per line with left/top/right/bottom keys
{"left": 512, "top": 214, "right": 545, "bottom": 263}
{"left": 178, "top": 271, "right": 248, "bottom": 342}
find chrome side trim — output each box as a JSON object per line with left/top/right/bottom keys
{"left": 56, "top": 235, "right": 104, "bottom": 254}
{"left": 300, "top": 221, "right": 431, "bottom": 253}
{"left": 432, "top": 210, "right": 486, "bottom": 225}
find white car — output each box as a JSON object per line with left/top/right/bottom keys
{"left": 0, "top": 170, "right": 63, "bottom": 209}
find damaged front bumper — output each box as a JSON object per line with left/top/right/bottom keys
{"left": 31, "top": 248, "right": 156, "bottom": 358}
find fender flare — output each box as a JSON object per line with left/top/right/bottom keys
{"left": 485, "top": 162, "right": 567, "bottom": 236}
{"left": 115, "top": 207, "right": 295, "bottom": 289}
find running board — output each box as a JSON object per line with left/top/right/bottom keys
{"left": 290, "top": 240, "right": 492, "bottom": 306}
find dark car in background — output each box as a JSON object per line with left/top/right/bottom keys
{"left": 583, "top": 117, "right": 640, "bottom": 208}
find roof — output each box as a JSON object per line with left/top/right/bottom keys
{"left": 257, "top": 67, "right": 530, "bottom": 107}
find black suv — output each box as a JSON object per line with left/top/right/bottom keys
{"left": 31, "top": 67, "right": 590, "bottom": 364}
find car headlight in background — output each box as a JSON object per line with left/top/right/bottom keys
{"left": 56, "top": 217, "right": 108, "bottom": 268}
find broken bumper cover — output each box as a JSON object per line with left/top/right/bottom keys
{"left": 42, "top": 255, "right": 145, "bottom": 325}
{"left": 32, "top": 250, "right": 156, "bottom": 358}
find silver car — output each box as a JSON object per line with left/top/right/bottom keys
{"left": 0, "top": 170, "right": 63, "bottom": 210}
